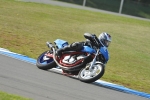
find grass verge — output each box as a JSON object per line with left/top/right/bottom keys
{"left": 0, "top": 91, "right": 31, "bottom": 100}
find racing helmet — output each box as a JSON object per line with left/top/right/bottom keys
{"left": 98, "top": 32, "right": 111, "bottom": 47}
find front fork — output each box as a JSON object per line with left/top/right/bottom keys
{"left": 88, "top": 49, "right": 100, "bottom": 71}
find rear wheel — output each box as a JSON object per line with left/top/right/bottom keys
{"left": 78, "top": 63, "right": 105, "bottom": 83}
{"left": 36, "top": 51, "right": 56, "bottom": 70}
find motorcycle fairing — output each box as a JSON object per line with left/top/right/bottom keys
{"left": 81, "top": 46, "right": 96, "bottom": 54}
{"left": 54, "top": 39, "right": 109, "bottom": 63}
{"left": 100, "top": 46, "right": 109, "bottom": 62}
{"left": 54, "top": 39, "right": 69, "bottom": 49}
{"left": 59, "top": 52, "right": 84, "bottom": 67}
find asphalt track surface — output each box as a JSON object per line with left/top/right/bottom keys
{"left": 0, "top": 53, "right": 148, "bottom": 100}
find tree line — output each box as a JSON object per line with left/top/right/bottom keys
{"left": 132, "top": 0, "right": 150, "bottom": 4}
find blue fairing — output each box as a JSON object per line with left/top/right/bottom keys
{"left": 54, "top": 39, "right": 69, "bottom": 49}
{"left": 81, "top": 46, "right": 96, "bottom": 54}
{"left": 100, "top": 47, "right": 109, "bottom": 62}
{"left": 54, "top": 39, "right": 109, "bottom": 63}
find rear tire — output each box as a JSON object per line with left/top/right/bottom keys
{"left": 78, "top": 63, "right": 105, "bottom": 83}
{"left": 36, "top": 51, "right": 56, "bottom": 70}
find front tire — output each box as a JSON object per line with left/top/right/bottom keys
{"left": 36, "top": 51, "right": 56, "bottom": 70}
{"left": 78, "top": 63, "right": 105, "bottom": 83}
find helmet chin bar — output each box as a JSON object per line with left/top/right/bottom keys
{"left": 105, "top": 40, "right": 111, "bottom": 47}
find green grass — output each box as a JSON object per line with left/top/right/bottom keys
{"left": 0, "top": 0, "right": 150, "bottom": 95}
{"left": 0, "top": 91, "right": 31, "bottom": 100}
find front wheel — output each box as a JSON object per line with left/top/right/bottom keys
{"left": 78, "top": 63, "right": 105, "bottom": 83}
{"left": 36, "top": 51, "right": 56, "bottom": 70}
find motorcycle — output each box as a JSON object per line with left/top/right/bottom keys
{"left": 36, "top": 33, "right": 109, "bottom": 83}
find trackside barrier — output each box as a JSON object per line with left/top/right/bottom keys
{"left": 0, "top": 48, "right": 150, "bottom": 99}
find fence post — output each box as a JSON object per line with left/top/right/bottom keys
{"left": 119, "top": 0, "right": 124, "bottom": 14}
{"left": 83, "top": 0, "right": 86, "bottom": 6}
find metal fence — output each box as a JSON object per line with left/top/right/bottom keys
{"left": 57, "top": 0, "right": 150, "bottom": 19}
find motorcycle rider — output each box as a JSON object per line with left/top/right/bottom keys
{"left": 57, "top": 32, "right": 111, "bottom": 57}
